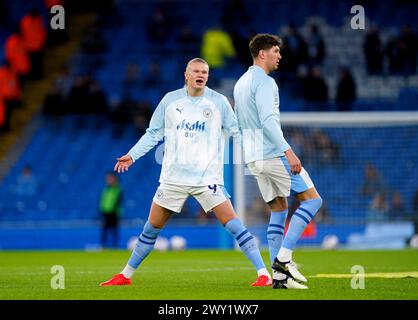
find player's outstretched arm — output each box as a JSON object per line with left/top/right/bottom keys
{"left": 114, "top": 154, "right": 133, "bottom": 174}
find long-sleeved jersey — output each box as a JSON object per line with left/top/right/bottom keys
{"left": 233, "top": 65, "right": 291, "bottom": 164}
{"left": 128, "top": 86, "right": 239, "bottom": 186}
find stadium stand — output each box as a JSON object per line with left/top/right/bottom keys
{"left": 0, "top": 0, "right": 417, "bottom": 249}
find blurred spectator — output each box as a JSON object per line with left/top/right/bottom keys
{"left": 230, "top": 30, "right": 254, "bottom": 68}
{"left": 42, "top": 81, "right": 66, "bottom": 126}
{"left": 279, "top": 24, "right": 308, "bottom": 72}
{"left": 20, "top": 8, "right": 47, "bottom": 79}
{"left": 15, "top": 165, "right": 38, "bottom": 197}
{"left": 109, "top": 95, "right": 135, "bottom": 138}
{"left": 66, "top": 76, "right": 108, "bottom": 127}
{"left": 302, "top": 66, "right": 328, "bottom": 111}
{"left": 360, "top": 164, "right": 387, "bottom": 197}
{"left": 132, "top": 101, "right": 152, "bottom": 135}
{"left": 0, "top": 61, "right": 21, "bottom": 132}
{"left": 122, "top": 62, "right": 141, "bottom": 98}
{"left": 386, "top": 35, "right": 403, "bottom": 75}
{"left": 53, "top": 67, "right": 72, "bottom": 98}
{"left": 311, "top": 129, "right": 339, "bottom": 166}
{"left": 143, "top": 63, "right": 163, "bottom": 89}
{"left": 86, "top": 79, "right": 109, "bottom": 130}
{"left": 287, "top": 64, "right": 308, "bottom": 98}
{"left": 363, "top": 27, "right": 384, "bottom": 75}
{"left": 67, "top": 75, "right": 90, "bottom": 114}
{"left": 123, "top": 63, "right": 141, "bottom": 87}
{"left": 398, "top": 25, "right": 418, "bottom": 75}
{"left": 221, "top": 0, "right": 249, "bottom": 33}
{"left": 5, "top": 27, "right": 32, "bottom": 84}
{"left": 99, "top": 172, "right": 123, "bottom": 248}
{"left": 306, "top": 25, "right": 326, "bottom": 66}
{"left": 42, "top": 81, "right": 68, "bottom": 132}
{"left": 201, "top": 25, "right": 236, "bottom": 69}
{"left": 177, "top": 25, "right": 199, "bottom": 59}
{"left": 367, "top": 192, "right": 389, "bottom": 221}
{"left": 88, "top": 80, "right": 108, "bottom": 115}
{"left": 79, "top": 21, "right": 106, "bottom": 73}
{"left": 146, "top": 9, "right": 171, "bottom": 43}
{"left": 335, "top": 67, "right": 356, "bottom": 111}
{"left": 81, "top": 23, "right": 107, "bottom": 55}
{"left": 389, "top": 191, "right": 406, "bottom": 221}
{"left": 94, "top": 0, "right": 123, "bottom": 29}
{"left": 0, "top": 0, "right": 10, "bottom": 27}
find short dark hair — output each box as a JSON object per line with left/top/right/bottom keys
{"left": 249, "top": 34, "right": 282, "bottom": 58}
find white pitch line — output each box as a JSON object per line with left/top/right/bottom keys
{"left": 312, "top": 271, "right": 418, "bottom": 279}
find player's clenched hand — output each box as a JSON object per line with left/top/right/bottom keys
{"left": 114, "top": 154, "right": 133, "bottom": 174}
{"left": 285, "top": 149, "right": 302, "bottom": 175}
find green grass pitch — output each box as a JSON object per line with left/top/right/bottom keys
{"left": 0, "top": 249, "right": 417, "bottom": 300}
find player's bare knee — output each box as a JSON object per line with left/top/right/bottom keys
{"left": 297, "top": 188, "right": 321, "bottom": 202}
{"left": 221, "top": 215, "right": 239, "bottom": 226}
{"left": 213, "top": 207, "right": 238, "bottom": 225}
{"left": 268, "top": 197, "right": 288, "bottom": 211}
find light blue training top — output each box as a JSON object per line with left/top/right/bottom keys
{"left": 233, "top": 65, "right": 291, "bottom": 164}
{"left": 128, "top": 86, "right": 239, "bottom": 186}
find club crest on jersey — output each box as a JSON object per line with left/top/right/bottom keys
{"left": 176, "top": 119, "right": 206, "bottom": 132}
{"left": 203, "top": 108, "right": 212, "bottom": 118}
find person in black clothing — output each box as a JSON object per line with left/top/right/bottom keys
{"left": 398, "top": 25, "right": 418, "bottom": 75}
{"left": 363, "top": 27, "right": 384, "bottom": 75}
{"left": 336, "top": 67, "right": 356, "bottom": 111}
{"left": 306, "top": 25, "right": 325, "bottom": 67}
{"left": 0, "top": 0, "right": 10, "bottom": 27}
{"left": 280, "top": 24, "right": 308, "bottom": 73}
{"left": 67, "top": 75, "right": 90, "bottom": 115}
{"left": 177, "top": 25, "right": 199, "bottom": 57}
{"left": 146, "top": 9, "right": 171, "bottom": 43}
{"left": 88, "top": 80, "right": 108, "bottom": 114}
{"left": 42, "top": 81, "right": 66, "bottom": 131}
{"left": 386, "top": 35, "right": 404, "bottom": 75}
{"left": 302, "top": 66, "right": 328, "bottom": 111}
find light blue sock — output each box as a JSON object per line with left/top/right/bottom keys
{"left": 127, "top": 221, "right": 161, "bottom": 269}
{"left": 267, "top": 210, "right": 287, "bottom": 265}
{"left": 224, "top": 218, "right": 266, "bottom": 271}
{"left": 282, "top": 198, "right": 322, "bottom": 251}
